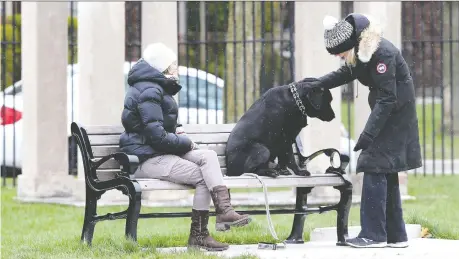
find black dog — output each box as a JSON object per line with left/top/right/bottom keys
{"left": 225, "top": 78, "right": 335, "bottom": 177}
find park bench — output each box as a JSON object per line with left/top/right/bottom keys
{"left": 71, "top": 122, "right": 353, "bottom": 246}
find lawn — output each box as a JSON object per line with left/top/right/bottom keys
{"left": 2, "top": 175, "right": 459, "bottom": 259}
{"left": 341, "top": 102, "right": 459, "bottom": 159}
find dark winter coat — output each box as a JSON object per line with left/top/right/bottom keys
{"left": 119, "top": 59, "right": 192, "bottom": 162}
{"left": 225, "top": 78, "right": 335, "bottom": 177}
{"left": 318, "top": 14, "right": 422, "bottom": 173}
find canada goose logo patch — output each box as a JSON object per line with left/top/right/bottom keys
{"left": 376, "top": 63, "right": 387, "bottom": 74}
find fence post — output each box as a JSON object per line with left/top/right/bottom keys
{"left": 353, "top": 2, "right": 408, "bottom": 196}
{"left": 73, "top": 2, "right": 126, "bottom": 201}
{"left": 17, "top": 2, "right": 75, "bottom": 200}
{"left": 294, "top": 2, "right": 342, "bottom": 200}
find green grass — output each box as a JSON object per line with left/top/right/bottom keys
{"left": 2, "top": 175, "right": 459, "bottom": 258}
{"left": 341, "top": 102, "right": 459, "bottom": 159}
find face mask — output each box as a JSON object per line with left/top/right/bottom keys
{"left": 164, "top": 62, "right": 179, "bottom": 82}
{"left": 164, "top": 74, "right": 179, "bottom": 83}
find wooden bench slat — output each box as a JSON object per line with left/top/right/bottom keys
{"left": 136, "top": 175, "right": 345, "bottom": 191}
{"left": 182, "top": 124, "right": 235, "bottom": 133}
{"left": 92, "top": 146, "right": 120, "bottom": 157}
{"left": 96, "top": 155, "right": 227, "bottom": 169}
{"left": 96, "top": 170, "right": 118, "bottom": 181}
{"left": 95, "top": 168, "right": 228, "bottom": 177}
{"left": 88, "top": 133, "right": 231, "bottom": 146}
{"left": 188, "top": 133, "right": 230, "bottom": 144}
{"left": 92, "top": 144, "right": 227, "bottom": 157}
{"left": 85, "top": 124, "right": 236, "bottom": 135}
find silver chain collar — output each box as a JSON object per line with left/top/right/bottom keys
{"left": 288, "top": 83, "right": 307, "bottom": 117}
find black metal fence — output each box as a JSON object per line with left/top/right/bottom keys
{"left": 1, "top": 1, "right": 458, "bottom": 188}
{"left": 177, "top": 1, "right": 294, "bottom": 124}
{"left": 401, "top": 1, "right": 458, "bottom": 176}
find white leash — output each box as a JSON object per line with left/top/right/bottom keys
{"left": 241, "top": 173, "right": 286, "bottom": 249}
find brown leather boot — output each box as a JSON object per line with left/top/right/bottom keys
{"left": 210, "top": 185, "right": 251, "bottom": 231}
{"left": 187, "top": 209, "right": 229, "bottom": 251}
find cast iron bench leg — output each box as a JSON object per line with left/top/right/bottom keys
{"left": 285, "top": 187, "right": 313, "bottom": 244}
{"left": 81, "top": 189, "right": 103, "bottom": 245}
{"left": 124, "top": 182, "right": 142, "bottom": 242}
{"left": 334, "top": 183, "right": 353, "bottom": 246}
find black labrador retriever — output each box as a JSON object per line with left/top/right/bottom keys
{"left": 225, "top": 78, "right": 335, "bottom": 177}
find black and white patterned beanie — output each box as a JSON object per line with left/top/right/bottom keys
{"left": 323, "top": 15, "right": 356, "bottom": 55}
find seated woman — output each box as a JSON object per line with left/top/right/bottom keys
{"left": 119, "top": 42, "right": 251, "bottom": 251}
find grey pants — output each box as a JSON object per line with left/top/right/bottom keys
{"left": 135, "top": 149, "right": 225, "bottom": 210}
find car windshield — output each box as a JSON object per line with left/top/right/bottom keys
{"left": 179, "top": 76, "right": 223, "bottom": 110}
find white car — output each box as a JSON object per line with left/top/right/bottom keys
{"left": 0, "top": 62, "right": 356, "bottom": 173}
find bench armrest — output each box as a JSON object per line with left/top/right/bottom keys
{"left": 91, "top": 152, "right": 140, "bottom": 178}
{"left": 299, "top": 148, "right": 350, "bottom": 173}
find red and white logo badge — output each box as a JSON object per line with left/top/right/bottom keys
{"left": 376, "top": 63, "right": 387, "bottom": 74}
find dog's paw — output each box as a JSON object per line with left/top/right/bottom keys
{"left": 255, "top": 168, "right": 280, "bottom": 178}
{"left": 295, "top": 169, "right": 311, "bottom": 176}
{"left": 278, "top": 168, "right": 292, "bottom": 175}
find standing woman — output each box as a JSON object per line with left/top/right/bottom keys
{"left": 316, "top": 13, "right": 422, "bottom": 248}
{"left": 119, "top": 43, "right": 251, "bottom": 251}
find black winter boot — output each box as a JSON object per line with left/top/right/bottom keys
{"left": 210, "top": 185, "right": 252, "bottom": 231}
{"left": 187, "top": 209, "right": 229, "bottom": 251}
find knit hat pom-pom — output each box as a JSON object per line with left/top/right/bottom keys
{"left": 323, "top": 15, "right": 339, "bottom": 30}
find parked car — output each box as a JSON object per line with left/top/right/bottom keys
{"left": 0, "top": 61, "right": 356, "bottom": 174}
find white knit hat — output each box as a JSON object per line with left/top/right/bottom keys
{"left": 142, "top": 42, "right": 178, "bottom": 72}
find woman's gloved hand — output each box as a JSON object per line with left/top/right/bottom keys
{"left": 176, "top": 124, "right": 186, "bottom": 136}
{"left": 191, "top": 141, "right": 200, "bottom": 150}
{"left": 354, "top": 132, "right": 374, "bottom": 152}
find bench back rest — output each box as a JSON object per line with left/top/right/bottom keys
{"left": 80, "top": 124, "right": 235, "bottom": 181}
{"left": 75, "top": 123, "right": 301, "bottom": 181}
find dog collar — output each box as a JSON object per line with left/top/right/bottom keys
{"left": 288, "top": 83, "right": 308, "bottom": 118}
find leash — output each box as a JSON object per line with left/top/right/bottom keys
{"left": 241, "top": 173, "right": 287, "bottom": 250}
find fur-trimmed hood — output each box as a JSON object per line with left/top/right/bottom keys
{"left": 346, "top": 13, "right": 383, "bottom": 63}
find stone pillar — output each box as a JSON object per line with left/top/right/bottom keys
{"left": 295, "top": 2, "right": 342, "bottom": 200}
{"left": 74, "top": 2, "right": 126, "bottom": 201}
{"left": 353, "top": 2, "right": 402, "bottom": 144}
{"left": 352, "top": 3, "right": 407, "bottom": 197}
{"left": 142, "top": 2, "right": 178, "bottom": 54}
{"left": 142, "top": 1, "right": 178, "bottom": 105}
{"left": 18, "top": 2, "right": 75, "bottom": 199}
{"left": 141, "top": 2, "right": 189, "bottom": 203}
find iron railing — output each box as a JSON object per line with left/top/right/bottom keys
{"left": 1, "top": 1, "right": 458, "bottom": 188}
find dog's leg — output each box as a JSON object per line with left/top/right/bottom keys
{"left": 279, "top": 142, "right": 311, "bottom": 177}
{"left": 244, "top": 143, "right": 282, "bottom": 178}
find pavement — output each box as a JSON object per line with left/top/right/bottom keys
{"left": 158, "top": 238, "right": 459, "bottom": 259}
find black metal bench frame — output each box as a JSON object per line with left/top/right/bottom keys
{"left": 71, "top": 122, "right": 353, "bottom": 246}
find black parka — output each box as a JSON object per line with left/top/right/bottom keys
{"left": 318, "top": 14, "right": 422, "bottom": 173}
{"left": 119, "top": 59, "right": 192, "bottom": 162}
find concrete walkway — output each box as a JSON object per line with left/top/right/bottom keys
{"left": 158, "top": 238, "right": 459, "bottom": 259}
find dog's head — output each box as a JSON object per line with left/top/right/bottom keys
{"left": 297, "top": 78, "right": 335, "bottom": 122}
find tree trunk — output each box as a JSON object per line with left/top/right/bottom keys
{"left": 225, "top": 1, "right": 262, "bottom": 123}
